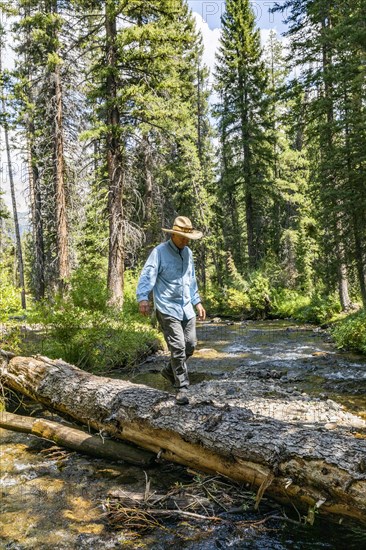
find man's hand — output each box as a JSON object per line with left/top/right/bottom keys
{"left": 139, "top": 300, "right": 151, "bottom": 316}
{"left": 196, "top": 303, "right": 206, "bottom": 321}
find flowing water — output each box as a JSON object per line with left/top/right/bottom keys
{"left": 1, "top": 320, "right": 366, "bottom": 549}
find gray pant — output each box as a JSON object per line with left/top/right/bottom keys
{"left": 156, "top": 309, "right": 197, "bottom": 389}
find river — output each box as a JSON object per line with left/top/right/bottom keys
{"left": 1, "top": 320, "right": 365, "bottom": 549}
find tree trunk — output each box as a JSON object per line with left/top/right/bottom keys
{"left": 105, "top": 3, "right": 125, "bottom": 307}
{"left": 1, "top": 353, "right": 365, "bottom": 526}
{"left": 53, "top": 62, "right": 70, "bottom": 288}
{"left": 2, "top": 98, "right": 26, "bottom": 310}
{"left": 143, "top": 134, "right": 154, "bottom": 249}
{"left": 321, "top": 18, "right": 351, "bottom": 310}
{"left": 239, "top": 78, "right": 256, "bottom": 271}
{"left": 0, "top": 410, "right": 154, "bottom": 465}
{"left": 336, "top": 238, "right": 351, "bottom": 311}
{"left": 27, "top": 130, "right": 45, "bottom": 300}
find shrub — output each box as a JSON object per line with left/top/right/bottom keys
{"left": 70, "top": 268, "right": 110, "bottom": 313}
{"left": 331, "top": 311, "right": 366, "bottom": 354}
{"left": 0, "top": 273, "right": 22, "bottom": 320}
{"left": 270, "top": 288, "right": 310, "bottom": 318}
{"left": 203, "top": 283, "right": 250, "bottom": 317}
{"left": 247, "top": 272, "right": 271, "bottom": 317}
{"left": 25, "top": 267, "right": 163, "bottom": 372}
{"left": 226, "top": 287, "right": 251, "bottom": 316}
{"left": 296, "top": 293, "right": 341, "bottom": 324}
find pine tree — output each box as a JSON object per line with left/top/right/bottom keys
{"left": 73, "top": 0, "right": 212, "bottom": 305}
{"left": 214, "top": 0, "right": 273, "bottom": 272}
{"left": 276, "top": 0, "right": 366, "bottom": 307}
{"left": 263, "top": 30, "right": 315, "bottom": 291}
{"left": 12, "top": 0, "right": 84, "bottom": 294}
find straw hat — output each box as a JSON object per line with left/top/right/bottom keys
{"left": 162, "top": 216, "right": 203, "bottom": 240}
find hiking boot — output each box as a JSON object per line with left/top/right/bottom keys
{"left": 175, "top": 387, "right": 189, "bottom": 405}
{"left": 161, "top": 366, "right": 175, "bottom": 385}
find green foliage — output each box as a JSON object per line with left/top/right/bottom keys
{"left": 226, "top": 287, "right": 251, "bottom": 315}
{"left": 247, "top": 272, "right": 271, "bottom": 315}
{"left": 270, "top": 288, "right": 310, "bottom": 318}
{"left": 25, "top": 267, "right": 162, "bottom": 372}
{"left": 295, "top": 293, "right": 342, "bottom": 325}
{"left": 203, "top": 272, "right": 271, "bottom": 318}
{"left": 204, "top": 284, "right": 250, "bottom": 317}
{"left": 69, "top": 268, "right": 110, "bottom": 313}
{"left": 214, "top": 0, "right": 273, "bottom": 271}
{"left": 0, "top": 321, "right": 23, "bottom": 354}
{"left": 277, "top": 0, "right": 366, "bottom": 306}
{"left": 331, "top": 311, "right": 366, "bottom": 354}
{"left": 269, "top": 288, "right": 342, "bottom": 324}
{"left": 0, "top": 274, "right": 22, "bottom": 320}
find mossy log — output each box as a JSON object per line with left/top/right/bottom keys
{"left": 1, "top": 352, "right": 366, "bottom": 525}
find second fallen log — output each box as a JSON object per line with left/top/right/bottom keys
{"left": 0, "top": 410, "right": 154, "bottom": 466}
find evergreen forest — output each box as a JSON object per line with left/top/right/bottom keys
{"left": 1, "top": 0, "right": 366, "bottom": 369}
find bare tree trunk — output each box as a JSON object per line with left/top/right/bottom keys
{"left": 105, "top": 3, "right": 125, "bottom": 307}
{"left": 53, "top": 62, "right": 70, "bottom": 288}
{"left": 337, "top": 250, "right": 351, "bottom": 310}
{"left": 245, "top": 191, "right": 256, "bottom": 269}
{"left": 27, "top": 130, "right": 45, "bottom": 300}
{"left": 239, "top": 75, "right": 256, "bottom": 270}
{"left": 143, "top": 135, "right": 154, "bottom": 248}
{"left": 344, "top": 88, "right": 366, "bottom": 308}
{"left": 322, "top": 18, "right": 351, "bottom": 310}
{"left": 2, "top": 100, "right": 26, "bottom": 309}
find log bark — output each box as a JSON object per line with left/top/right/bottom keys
{"left": 1, "top": 353, "right": 366, "bottom": 525}
{"left": 0, "top": 411, "right": 154, "bottom": 466}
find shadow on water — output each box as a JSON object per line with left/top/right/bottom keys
{"left": 1, "top": 320, "right": 366, "bottom": 548}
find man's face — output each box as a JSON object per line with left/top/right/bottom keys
{"left": 172, "top": 233, "right": 190, "bottom": 249}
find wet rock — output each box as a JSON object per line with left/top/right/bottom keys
{"left": 269, "top": 369, "right": 283, "bottom": 379}
{"left": 226, "top": 386, "right": 239, "bottom": 396}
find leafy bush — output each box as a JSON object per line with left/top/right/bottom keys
{"left": 247, "top": 272, "right": 271, "bottom": 316}
{"left": 331, "top": 311, "right": 366, "bottom": 354}
{"left": 122, "top": 269, "right": 141, "bottom": 318}
{"left": 25, "top": 267, "right": 162, "bottom": 372}
{"left": 203, "top": 283, "right": 250, "bottom": 317}
{"left": 270, "top": 287, "right": 341, "bottom": 324}
{"left": 69, "top": 268, "right": 110, "bottom": 313}
{"left": 296, "top": 293, "right": 341, "bottom": 324}
{"left": 34, "top": 320, "right": 161, "bottom": 372}
{"left": 226, "top": 287, "right": 251, "bottom": 316}
{"left": 0, "top": 273, "right": 22, "bottom": 320}
{"left": 270, "top": 288, "right": 310, "bottom": 318}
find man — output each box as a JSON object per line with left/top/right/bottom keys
{"left": 136, "top": 216, "right": 206, "bottom": 405}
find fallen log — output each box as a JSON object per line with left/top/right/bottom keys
{"left": 0, "top": 410, "right": 154, "bottom": 466}
{"left": 1, "top": 352, "right": 366, "bottom": 525}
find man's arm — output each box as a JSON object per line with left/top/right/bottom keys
{"left": 189, "top": 252, "right": 206, "bottom": 320}
{"left": 136, "top": 248, "right": 159, "bottom": 316}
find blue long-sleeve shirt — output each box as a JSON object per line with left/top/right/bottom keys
{"left": 136, "top": 239, "right": 201, "bottom": 320}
